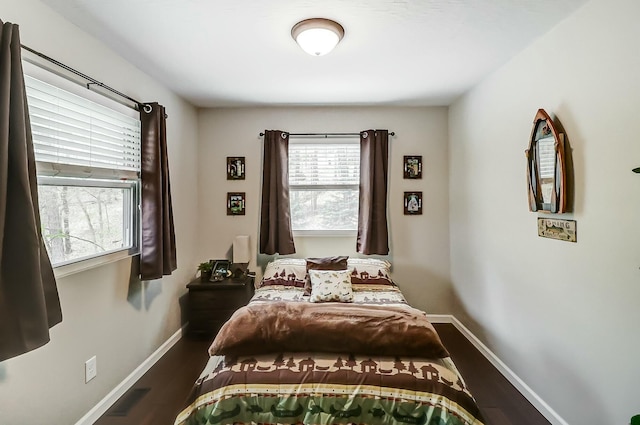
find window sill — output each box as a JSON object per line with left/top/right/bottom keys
{"left": 53, "top": 249, "right": 137, "bottom": 279}
{"left": 293, "top": 230, "right": 357, "bottom": 237}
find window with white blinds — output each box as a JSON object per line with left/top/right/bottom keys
{"left": 23, "top": 71, "right": 141, "bottom": 270}
{"left": 24, "top": 74, "right": 141, "bottom": 179}
{"left": 289, "top": 141, "right": 360, "bottom": 233}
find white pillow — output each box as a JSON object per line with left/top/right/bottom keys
{"left": 259, "top": 258, "right": 307, "bottom": 288}
{"left": 308, "top": 269, "right": 354, "bottom": 303}
{"left": 347, "top": 258, "right": 394, "bottom": 286}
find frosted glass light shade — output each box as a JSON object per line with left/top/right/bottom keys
{"left": 292, "top": 18, "right": 344, "bottom": 56}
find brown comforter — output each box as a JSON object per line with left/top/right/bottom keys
{"left": 209, "top": 301, "right": 449, "bottom": 358}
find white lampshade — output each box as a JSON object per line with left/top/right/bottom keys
{"left": 291, "top": 18, "right": 344, "bottom": 56}
{"left": 233, "top": 235, "right": 251, "bottom": 264}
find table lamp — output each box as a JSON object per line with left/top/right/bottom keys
{"left": 231, "top": 235, "right": 250, "bottom": 279}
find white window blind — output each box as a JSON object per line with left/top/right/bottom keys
{"left": 289, "top": 141, "right": 360, "bottom": 233}
{"left": 289, "top": 142, "right": 360, "bottom": 187}
{"left": 24, "top": 75, "right": 141, "bottom": 179}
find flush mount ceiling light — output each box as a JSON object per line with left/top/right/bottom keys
{"left": 291, "top": 18, "right": 345, "bottom": 56}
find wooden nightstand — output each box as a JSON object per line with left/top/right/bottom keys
{"left": 186, "top": 274, "right": 254, "bottom": 338}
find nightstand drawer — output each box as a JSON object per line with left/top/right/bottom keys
{"left": 189, "top": 288, "right": 249, "bottom": 310}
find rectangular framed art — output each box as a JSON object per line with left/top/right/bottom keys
{"left": 227, "top": 192, "right": 246, "bottom": 215}
{"left": 227, "top": 157, "right": 245, "bottom": 180}
{"left": 403, "top": 155, "right": 422, "bottom": 179}
{"left": 537, "top": 218, "right": 576, "bottom": 242}
{"left": 404, "top": 191, "right": 423, "bottom": 215}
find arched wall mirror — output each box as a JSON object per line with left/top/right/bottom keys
{"left": 525, "top": 109, "right": 567, "bottom": 213}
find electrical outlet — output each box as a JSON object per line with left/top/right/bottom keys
{"left": 85, "top": 356, "right": 97, "bottom": 383}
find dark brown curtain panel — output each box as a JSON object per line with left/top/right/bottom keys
{"left": 0, "top": 20, "right": 62, "bottom": 362}
{"left": 140, "top": 103, "right": 177, "bottom": 280}
{"left": 357, "top": 129, "right": 390, "bottom": 255}
{"left": 259, "top": 130, "right": 295, "bottom": 255}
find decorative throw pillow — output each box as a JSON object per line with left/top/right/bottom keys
{"left": 304, "top": 256, "right": 349, "bottom": 295}
{"left": 309, "top": 269, "right": 354, "bottom": 303}
{"left": 348, "top": 258, "right": 394, "bottom": 286}
{"left": 258, "top": 258, "right": 307, "bottom": 288}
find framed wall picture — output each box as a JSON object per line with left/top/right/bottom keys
{"left": 227, "top": 192, "right": 246, "bottom": 215}
{"left": 404, "top": 191, "right": 423, "bottom": 215}
{"left": 227, "top": 157, "right": 245, "bottom": 180}
{"left": 403, "top": 155, "right": 422, "bottom": 179}
{"left": 525, "top": 109, "right": 566, "bottom": 213}
{"left": 537, "top": 218, "right": 576, "bottom": 242}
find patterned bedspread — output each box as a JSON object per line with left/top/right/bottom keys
{"left": 174, "top": 285, "right": 485, "bottom": 425}
{"left": 250, "top": 283, "right": 410, "bottom": 306}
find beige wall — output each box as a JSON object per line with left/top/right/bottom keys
{"left": 197, "top": 106, "right": 453, "bottom": 314}
{"left": 0, "top": 1, "right": 199, "bottom": 424}
{"left": 449, "top": 0, "right": 640, "bottom": 423}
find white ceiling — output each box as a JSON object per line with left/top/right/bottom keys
{"left": 41, "top": 0, "right": 589, "bottom": 107}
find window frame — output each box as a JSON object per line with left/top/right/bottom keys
{"left": 37, "top": 176, "right": 140, "bottom": 269}
{"left": 288, "top": 138, "right": 360, "bottom": 236}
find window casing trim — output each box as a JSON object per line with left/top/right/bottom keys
{"left": 293, "top": 229, "right": 358, "bottom": 237}
{"left": 53, "top": 249, "right": 135, "bottom": 279}
{"left": 290, "top": 184, "right": 358, "bottom": 191}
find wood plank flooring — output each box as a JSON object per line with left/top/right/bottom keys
{"left": 434, "top": 323, "right": 551, "bottom": 425}
{"left": 94, "top": 323, "right": 550, "bottom": 425}
{"left": 94, "top": 337, "right": 211, "bottom": 425}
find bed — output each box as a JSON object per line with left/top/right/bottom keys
{"left": 174, "top": 258, "right": 485, "bottom": 425}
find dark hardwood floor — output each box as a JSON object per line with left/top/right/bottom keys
{"left": 434, "top": 323, "right": 550, "bottom": 425}
{"left": 94, "top": 324, "right": 550, "bottom": 425}
{"left": 94, "top": 337, "right": 211, "bottom": 425}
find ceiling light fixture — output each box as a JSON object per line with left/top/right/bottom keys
{"left": 291, "top": 18, "right": 344, "bottom": 56}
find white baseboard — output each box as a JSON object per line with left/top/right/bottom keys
{"left": 429, "top": 314, "right": 568, "bottom": 425}
{"left": 426, "top": 314, "right": 454, "bottom": 323}
{"left": 74, "top": 325, "right": 187, "bottom": 425}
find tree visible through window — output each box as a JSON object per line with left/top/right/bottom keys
{"left": 38, "top": 185, "right": 132, "bottom": 265}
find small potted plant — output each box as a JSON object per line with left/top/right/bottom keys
{"left": 197, "top": 261, "right": 213, "bottom": 282}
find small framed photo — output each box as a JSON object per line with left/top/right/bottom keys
{"left": 227, "top": 192, "right": 245, "bottom": 215}
{"left": 404, "top": 191, "right": 423, "bottom": 215}
{"left": 210, "top": 259, "right": 231, "bottom": 282}
{"left": 403, "top": 155, "right": 422, "bottom": 179}
{"left": 227, "top": 157, "right": 245, "bottom": 180}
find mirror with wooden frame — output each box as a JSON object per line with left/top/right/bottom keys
{"left": 525, "top": 109, "right": 566, "bottom": 213}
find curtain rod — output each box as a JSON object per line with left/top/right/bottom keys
{"left": 20, "top": 44, "right": 148, "bottom": 112}
{"left": 259, "top": 131, "right": 395, "bottom": 138}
